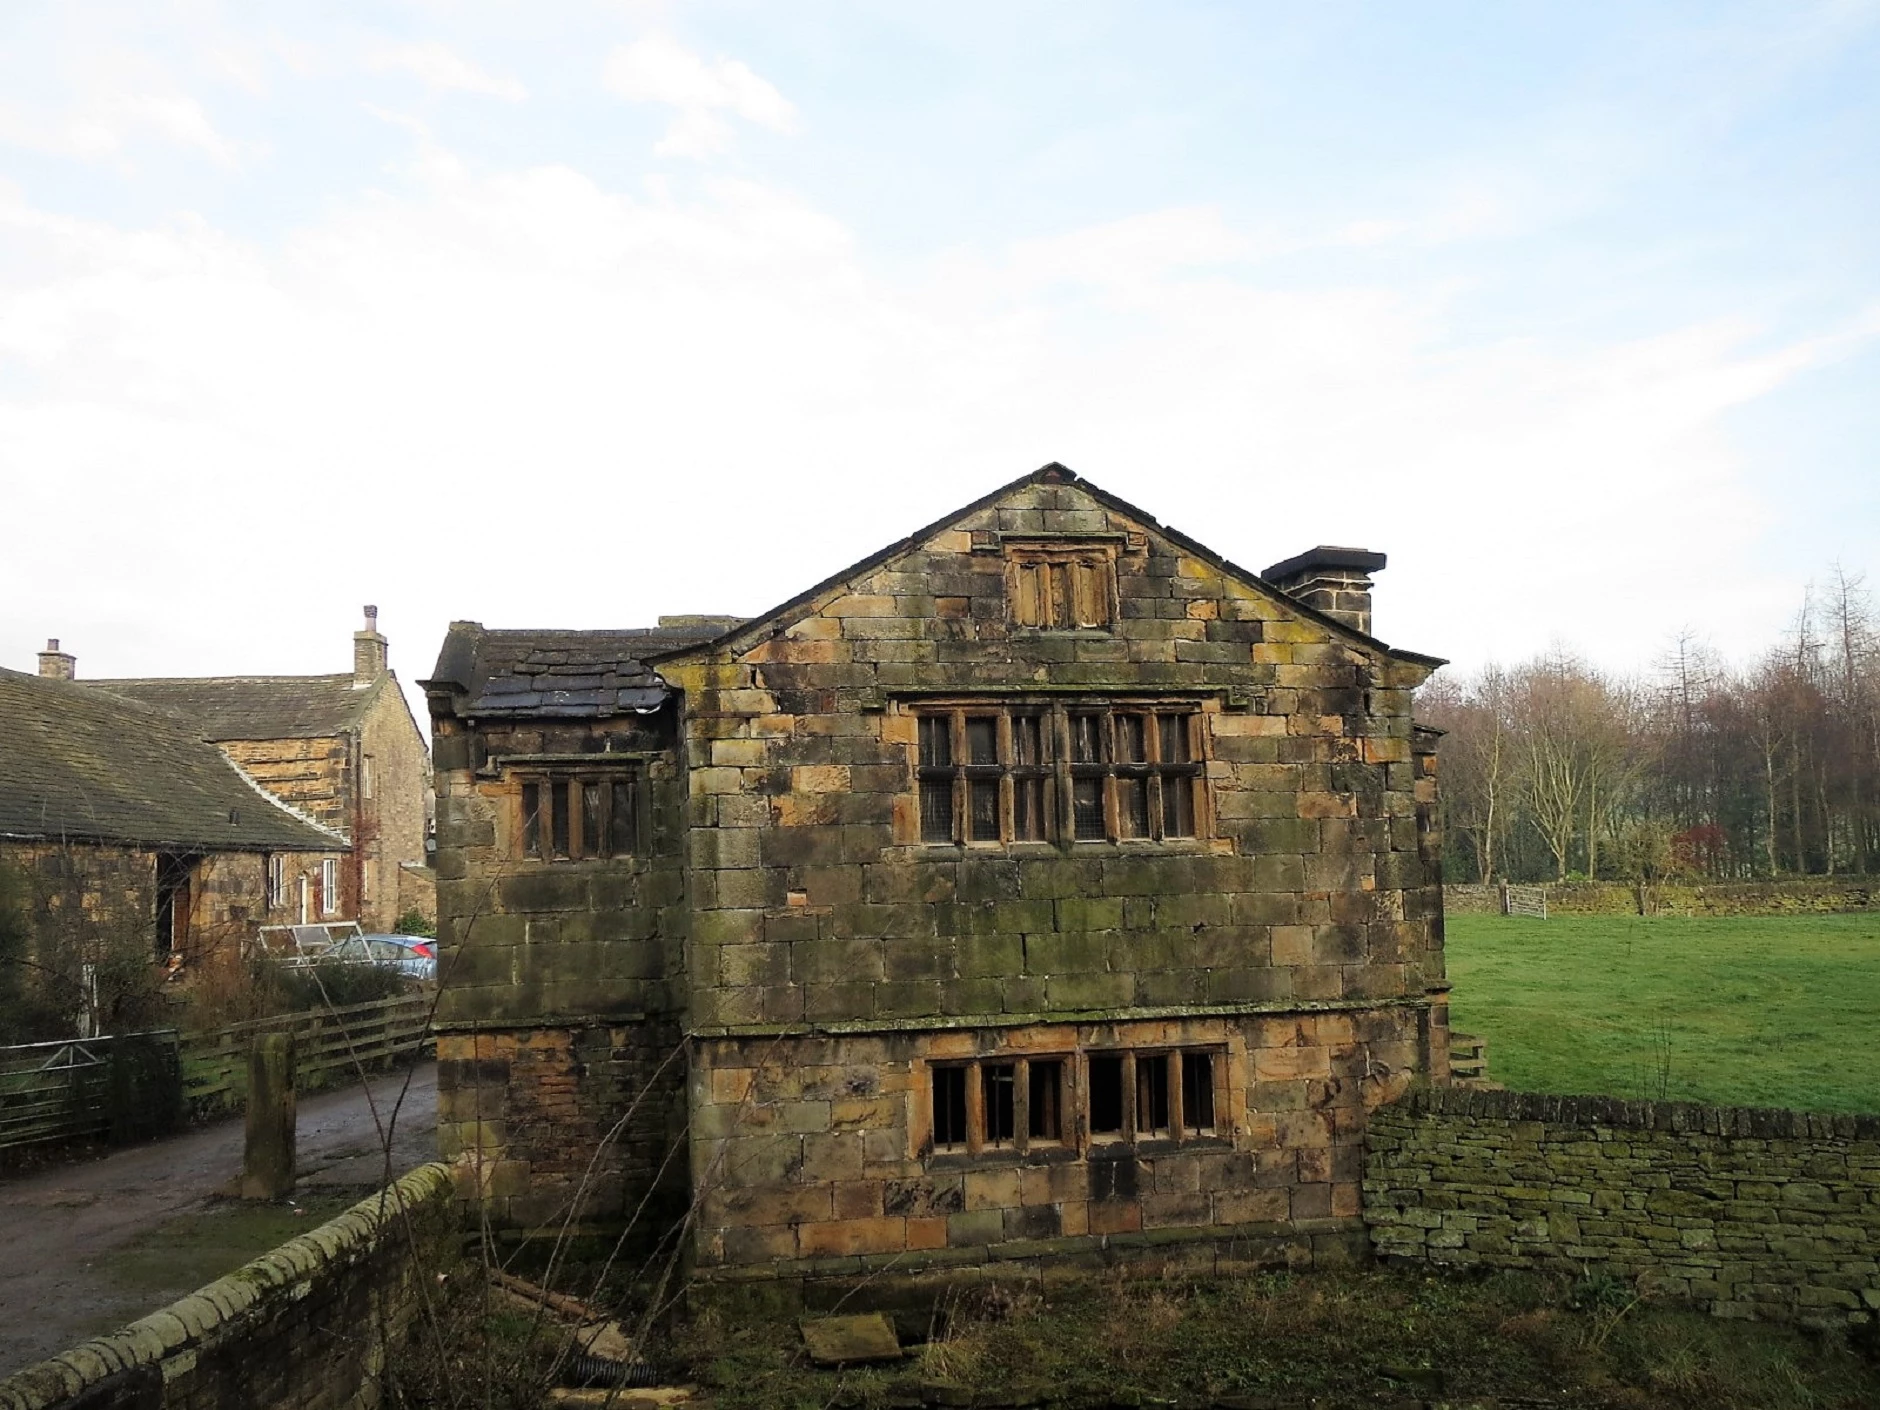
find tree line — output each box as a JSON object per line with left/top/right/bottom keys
{"left": 1417, "top": 571, "right": 1880, "bottom": 885}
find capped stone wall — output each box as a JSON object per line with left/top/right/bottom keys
{"left": 1365, "top": 1087, "right": 1880, "bottom": 1328}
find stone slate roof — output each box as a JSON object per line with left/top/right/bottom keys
{"left": 0, "top": 668, "right": 345, "bottom": 852}
{"left": 425, "top": 622, "right": 737, "bottom": 719}
{"left": 90, "top": 674, "right": 379, "bottom": 741}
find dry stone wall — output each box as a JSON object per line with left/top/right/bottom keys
{"left": 1365, "top": 1087, "right": 1880, "bottom": 1328}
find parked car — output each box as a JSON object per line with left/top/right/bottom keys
{"left": 323, "top": 934, "right": 437, "bottom": 981}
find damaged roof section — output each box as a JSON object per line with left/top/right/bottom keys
{"left": 425, "top": 618, "right": 743, "bottom": 719}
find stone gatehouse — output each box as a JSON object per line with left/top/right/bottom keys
{"left": 424, "top": 463, "right": 1449, "bottom": 1281}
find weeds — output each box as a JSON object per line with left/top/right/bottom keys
{"left": 638, "top": 1266, "right": 1880, "bottom": 1410}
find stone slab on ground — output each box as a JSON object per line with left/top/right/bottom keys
{"left": 799, "top": 1313, "right": 904, "bottom": 1366}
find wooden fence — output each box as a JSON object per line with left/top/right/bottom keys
{"left": 179, "top": 992, "right": 433, "bottom": 1120}
{"left": 0, "top": 993, "right": 432, "bottom": 1157}
{"left": 0, "top": 1030, "right": 181, "bottom": 1155}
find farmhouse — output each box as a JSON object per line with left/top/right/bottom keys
{"left": 85, "top": 608, "right": 433, "bottom": 933}
{"left": 425, "top": 464, "right": 1448, "bottom": 1281}
{"left": 0, "top": 664, "right": 346, "bottom": 1033}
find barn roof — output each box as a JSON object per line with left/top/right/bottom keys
{"left": 90, "top": 674, "right": 382, "bottom": 741}
{"left": 0, "top": 668, "right": 344, "bottom": 852}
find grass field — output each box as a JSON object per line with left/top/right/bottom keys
{"left": 1446, "top": 911, "right": 1880, "bottom": 1113}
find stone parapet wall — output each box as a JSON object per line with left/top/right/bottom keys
{"left": 1364, "top": 1087, "right": 1880, "bottom": 1328}
{"left": 0, "top": 1163, "right": 459, "bottom": 1410}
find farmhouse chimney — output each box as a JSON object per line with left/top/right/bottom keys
{"left": 1261, "top": 546, "right": 1388, "bottom": 636}
{"left": 38, "top": 638, "right": 76, "bottom": 680}
{"left": 353, "top": 606, "right": 388, "bottom": 685}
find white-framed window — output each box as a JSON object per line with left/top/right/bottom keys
{"left": 266, "top": 854, "right": 285, "bottom": 910}
{"left": 320, "top": 858, "right": 339, "bottom": 917}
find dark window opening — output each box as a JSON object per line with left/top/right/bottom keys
{"left": 1029, "top": 1060, "right": 1063, "bottom": 1141}
{"left": 983, "top": 1063, "right": 1016, "bottom": 1146}
{"left": 1089, "top": 1055, "right": 1124, "bottom": 1135}
{"left": 1136, "top": 1053, "right": 1171, "bottom": 1136}
{"left": 154, "top": 852, "right": 196, "bottom": 960}
{"left": 933, "top": 1065, "right": 969, "bottom": 1149}
{"left": 518, "top": 770, "right": 641, "bottom": 861}
{"left": 521, "top": 783, "right": 541, "bottom": 855}
{"left": 549, "top": 780, "right": 570, "bottom": 858}
{"left": 611, "top": 778, "right": 640, "bottom": 854}
{"left": 1182, "top": 1051, "right": 1216, "bottom": 1133}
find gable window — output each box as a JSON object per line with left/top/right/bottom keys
{"left": 1007, "top": 544, "right": 1115, "bottom": 629}
{"left": 517, "top": 769, "right": 641, "bottom": 861}
{"left": 916, "top": 702, "right": 1202, "bottom": 846}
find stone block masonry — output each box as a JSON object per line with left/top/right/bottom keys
{"left": 1364, "top": 1087, "right": 1880, "bottom": 1329}
{"left": 0, "top": 1163, "right": 460, "bottom": 1410}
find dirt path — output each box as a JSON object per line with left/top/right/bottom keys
{"left": 0, "top": 1061, "right": 436, "bottom": 1377}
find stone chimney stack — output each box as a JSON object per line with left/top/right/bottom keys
{"left": 1261, "top": 546, "right": 1388, "bottom": 636}
{"left": 353, "top": 606, "right": 388, "bottom": 685}
{"left": 38, "top": 638, "right": 76, "bottom": 680}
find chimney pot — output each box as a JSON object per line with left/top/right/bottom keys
{"left": 1261, "top": 546, "right": 1387, "bottom": 636}
{"left": 38, "top": 638, "right": 77, "bottom": 680}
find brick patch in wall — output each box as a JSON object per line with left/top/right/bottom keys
{"left": 1364, "top": 1087, "right": 1880, "bottom": 1329}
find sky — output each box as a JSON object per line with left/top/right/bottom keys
{"left": 2, "top": 1, "right": 1877, "bottom": 717}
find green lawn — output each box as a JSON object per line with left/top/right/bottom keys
{"left": 1445, "top": 911, "right": 1880, "bottom": 1114}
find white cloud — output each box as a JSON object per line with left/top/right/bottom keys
{"left": 0, "top": 80, "right": 242, "bottom": 168}
{"left": 2, "top": 147, "right": 1868, "bottom": 697}
{"left": 603, "top": 32, "right": 797, "bottom": 158}
{"left": 367, "top": 42, "right": 526, "bottom": 102}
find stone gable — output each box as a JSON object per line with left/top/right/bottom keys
{"left": 426, "top": 463, "right": 1448, "bottom": 1270}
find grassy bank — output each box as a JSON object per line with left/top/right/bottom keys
{"left": 661, "top": 1268, "right": 1877, "bottom": 1410}
{"left": 1445, "top": 912, "right": 1880, "bottom": 1112}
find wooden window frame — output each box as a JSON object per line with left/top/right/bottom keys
{"left": 514, "top": 767, "right": 644, "bottom": 863}
{"left": 914, "top": 701, "right": 1205, "bottom": 847}
{"left": 925, "top": 1055, "right": 1073, "bottom": 1157}
{"left": 1007, "top": 544, "right": 1117, "bottom": 630}
{"left": 1084, "top": 1046, "right": 1223, "bottom": 1147}
{"left": 924, "top": 1046, "right": 1222, "bottom": 1159}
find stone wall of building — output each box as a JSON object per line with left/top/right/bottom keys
{"left": 430, "top": 706, "right": 691, "bottom": 1231}
{"left": 692, "top": 1006, "right": 1428, "bottom": 1284}
{"left": 0, "top": 841, "right": 340, "bottom": 1018}
{"left": 0, "top": 1163, "right": 459, "bottom": 1410}
{"left": 659, "top": 480, "right": 1443, "bottom": 1038}
{"left": 1364, "top": 1087, "right": 1880, "bottom": 1328}
{"left": 435, "top": 1021, "right": 688, "bottom": 1234}
{"left": 358, "top": 681, "right": 431, "bottom": 932}
{"left": 219, "top": 735, "right": 352, "bottom": 837}
{"left": 659, "top": 478, "right": 1445, "bottom": 1270}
